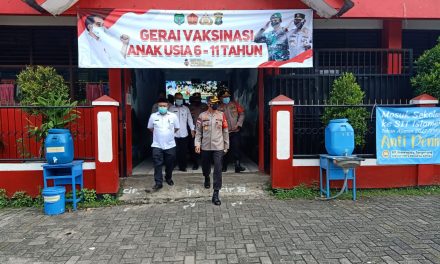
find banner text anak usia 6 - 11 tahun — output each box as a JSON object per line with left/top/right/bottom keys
{"left": 77, "top": 9, "right": 313, "bottom": 68}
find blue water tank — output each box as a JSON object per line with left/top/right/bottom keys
{"left": 45, "top": 129, "right": 74, "bottom": 164}
{"left": 325, "top": 119, "right": 354, "bottom": 156}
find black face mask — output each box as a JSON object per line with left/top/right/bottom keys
{"left": 211, "top": 104, "right": 219, "bottom": 110}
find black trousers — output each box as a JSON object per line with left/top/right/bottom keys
{"left": 224, "top": 131, "right": 241, "bottom": 165}
{"left": 175, "top": 137, "right": 188, "bottom": 170}
{"left": 152, "top": 147, "right": 176, "bottom": 185}
{"left": 189, "top": 136, "right": 200, "bottom": 167}
{"left": 201, "top": 150, "right": 223, "bottom": 191}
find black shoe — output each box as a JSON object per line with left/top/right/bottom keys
{"left": 192, "top": 164, "right": 199, "bottom": 170}
{"left": 212, "top": 190, "right": 221, "bottom": 206}
{"left": 204, "top": 177, "right": 210, "bottom": 189}
{"left": 152, "top": 184, "right": 163, "bottom": 190}
{"left": 165, "top": 179, "right": 174, "bottom": 186}
{"left": 235, "top": 161, "right": 246, "bottom": 173}
{"left": 179, "top": 168, "right": 187, "bottom": 172}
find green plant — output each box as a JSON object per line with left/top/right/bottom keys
{"left": 101, "top": 194, "right": 120, "bottom": 206}
{"left": 81, "top": 188, "right": 97, "bottom": 203}
{"left": 10, "top": 191, "right": 33, "bottom": 207}
{"left": 322, "top": 72, "right": 369, "bottom": 148}
{"left": 271, "top": 184, "right": 317, "bottom": 199}
{"left": 32, "top": 195, "right": 44, "bottom": 208}
{"left": 269, "top": 185, "right": 440, "bottom": 200}
{"left": 0, "top": 189, "right": 9, "bottom": 208}
{"left": 411, "top": 37, "right": 440, "bottom": 99}
{"left": 16, "top": 138, "right": 31, "bottom": 158}
{"left": 16, "top": 66, "right": 79, "bottom": 157}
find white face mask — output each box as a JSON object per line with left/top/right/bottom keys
{"left": 92, "top": 26, "right": 106, "bottom": 40}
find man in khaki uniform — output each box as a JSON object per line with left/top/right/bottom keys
{"left": 195, "top": 96, "right": 229, "bottom": 206}
{"left": 218, "top": 89, "right": 246, "bottom": 173}
{"left": 188, "top": 92, "right": 208, "bottom": 170}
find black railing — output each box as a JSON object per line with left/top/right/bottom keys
{"left": 292, "top": 103, "right": 411, "bottom": 158}
{"left": 0, "top": 106, "right": 95, "bottom": 161}
{"left": 264, "top": 49, "right": 415, "bottom": 166}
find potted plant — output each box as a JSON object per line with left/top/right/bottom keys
{"left": 411, "top": 37, "right": 440, "bottom": 99}
{"left": 16, "top": 66, "right": 79, "bottom": 158}
{"left": 322, "top": 72, "right": 369, "bottom": 149}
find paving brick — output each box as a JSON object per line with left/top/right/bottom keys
{"left": 0, "top": 196, "right": 438, "bottom": 264}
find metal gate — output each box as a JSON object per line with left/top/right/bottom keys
{"left": 264, "top": 49, "right": 414, "bottom": 165}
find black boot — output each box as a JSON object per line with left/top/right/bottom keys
{"left": 235, "top": 161, "right": 246, "bottom": 173}
{"left": 204, "top": 176, "right": 210, "bottom": 189}
{"left": 212, "top": 190, "right": 221, "bottom": 206}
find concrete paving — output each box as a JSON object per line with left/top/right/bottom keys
{"left": 120, "top": 172, "right": 270, "bottom": 204}
{"left": 1, "top": 165, "right": 440, "bottom": 264}
{"left": 0, "top": 195, "right": 439, "bottom": 264}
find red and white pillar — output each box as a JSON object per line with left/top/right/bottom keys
{"left": 410, "top": 94, "right": 440, "bottom": 186}
{"left": 269, "top": 95, "right": 294, "bottom": 188}
{"left": 382, "top": 20, "right": 403, "bottom": 74}
{"left": 92, "top": 95, "right": 120, "bottom": 194}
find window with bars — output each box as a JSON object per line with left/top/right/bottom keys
{"left": 0, "top": 26, "right": 108, "bottom": 105}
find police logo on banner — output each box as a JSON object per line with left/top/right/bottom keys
{"left": 214, "top": 12, "right": 223, "bottom": 25}
{"left": 174, "top": 13, "right": 185, "bottom": 25}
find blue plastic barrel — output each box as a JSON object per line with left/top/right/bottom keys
{"left": 42, "top": 186, "right": 66, "bottom": 215}
{"left": 325, "top": 118, "right": 355, "bottom": 156}
{"left": 45, "top": 129, "right": 74, "bottom": 164}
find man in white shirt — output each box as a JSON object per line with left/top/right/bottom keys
{"left": 147, "top": 98, "right": 180, "bottom": 190}
{"left": 79, "top": 14, "right": 130, "bottom": 67}
{"left": 169, "top": 92, "right": 195, "bottom": 171}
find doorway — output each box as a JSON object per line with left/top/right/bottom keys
{"left": 130, "top": 68, "right": 260, "bottom": 175}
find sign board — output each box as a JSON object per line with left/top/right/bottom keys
{"left": 77, "top": 9, "right": 313, "bottom": 68}
{"left": 376, "top": 107, "right": 440, "bottom": 164}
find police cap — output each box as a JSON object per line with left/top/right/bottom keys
{"left": 271, "top": 12, "right": 282, "bottom": 20}
{"left": 218, "top": 89, "right": 231, "bottom": 97}
{"left": 294, "top": 13, "right": 305, "bottom": 20}
{"left": 208, "top": 96, "right": 220, "bottom": 104}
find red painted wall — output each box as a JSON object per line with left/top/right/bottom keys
{"left": 291, "top": 165, "right": 440, "bottom": 189}
{"left": 1, "top": 0, "right": 440, "bottom": 19}
{"left": 0, "top": 169, "right": 96, "bottom": 198}
{"left": 108, "top": 69, "right": 133, "bottom": 177}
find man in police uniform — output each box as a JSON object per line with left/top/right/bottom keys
{"left": 286, "top": 13, "right": 312, "bottom": 58}
{"left": 218, "top": 89, "right": 246, "bottom": 173}
{"left": 195, "top": 96, "right": 229, "bottom": 206}
{"left": 147, "top": 98, "right": 180, "bottom": 190}
{"left": 254, "top": 12, "right": 289, "bottom": 61}
{"left": 188, "top": 92, "right": 208, "bottom": 170}
{"left": 169, "top": 92, "right": 194, "bottom": 171}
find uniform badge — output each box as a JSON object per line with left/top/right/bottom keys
{"left": 199, "top": 14, "right": 213, "bottom": 25}
{"left": 187, "top": 13, "right": 198, "bottom": 25}
{"left": 214, "top": 12, "right": 223, "bottom": 25}
{"left": 174, "top": 13, "right": 185, "bottom": 25}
